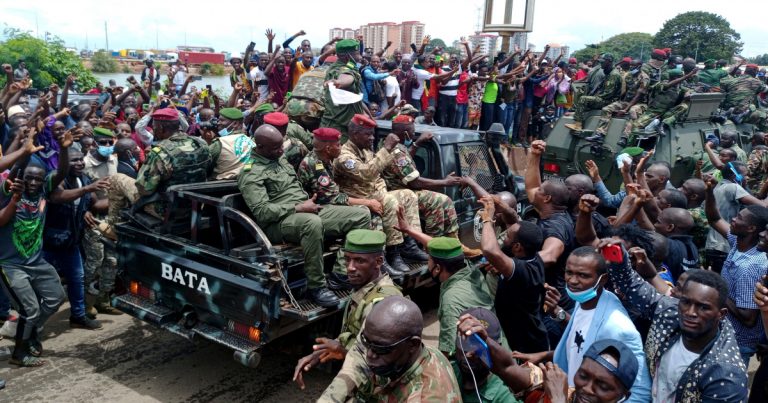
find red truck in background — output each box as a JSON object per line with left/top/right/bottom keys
{"left": 178, "top": 51, "right": 226, "bottom": 65}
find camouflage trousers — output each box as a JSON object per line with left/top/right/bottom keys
{"left": 595, "top": 101, "right": 647, "bottom": 136}
{"left": 572, "top": 95, "right": 609, "bottom": 123}
{"left": 82, "top": 227, "right": 118, "bottom": 297}
{"left": 628, "top": 104, "right": 689, "bottom": 133}
{"left": 416, "top": 190, "right": 458, "bottom": 237}
{"left": 380, "top": 189, "right": 421, "bottom": 246}
{"left": 107, "top": 173, "right": 141, "bottom": 225}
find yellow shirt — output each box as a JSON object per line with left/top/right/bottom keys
{"left": 292, "top": 61, "right": 313, "bottom": 88}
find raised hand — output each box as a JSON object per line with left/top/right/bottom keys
{"left": 584, "top": 159, "right": 600, "bottom": 181}
{"left": 530, "top": 140, "right": 546, "bottom": 156}
{"left": 2, "top": 64, "right": 12, "bottom": 74}
{"left": 479, "top": 195, "right": 496, "bottom": 221}
{"left": 383, "top": 133, "right": 400, "bottom": 151}
{"left": 579, "top": 194, "right": 600, "bottom": 213}
{"left": 393, "top": 205, "right": 411, "bottom": 233}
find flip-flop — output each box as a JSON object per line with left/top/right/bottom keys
{"left": 28, "top": 340, "right": 42, "bottom": 357}
{"left": 9, "top": 354, "right": 46, "bottom": 367}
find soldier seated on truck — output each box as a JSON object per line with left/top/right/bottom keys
{"left": 103, "top": 108, "right": 211, "bottom": 239}
{"left": 237, "top": 124, "right": 371, "bottom": 307}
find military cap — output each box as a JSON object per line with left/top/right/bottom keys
{"left": 264, "top": 112, "right": 289, "bottom": 127}
{"left": 621, "top": 57, "right": 632, "bottom": 64}
{"left": 652, "top": 49, "right": 667, "bottom": 59}
{"left": 487, "top": 122, "right": 505, "bottom": 135}
{"left": 427, "top": 237, "right": 463, "bottom": 260}
{"left": 398, "top": 104, "right": 419, "bottom": 117}
{"left": 584, "top": 339, "right": 639, "bottom": 392}
{"left": 746, "top": 63, "right": 759, "bottom": 70}
{"left": 151, "top": 108, "right": 179, "bottom": 121}
{"left": 350, "top": 114, "right": 376, "bottom": 128}
{"left": 392, "top": 114, "right": 414, "bottom": 124}
{"left": 313, "top": 127, "right": 341, "bottom": 141}
{"left": 344, "top": 229, "right": 386, "bottom": 253}
{"left": 219, "top": 107, "right": 243, "bottom": 120}
{"left": 253, "top": 103, "right": 275, "bottom": 114}
{"left": 599, "top": 53, "right": 614, "bottom": 62}
{"left": 668, "top": 68, "right": 683, "bottom": 78}
{"left": 458, "top": 307, "right": 501, "bottom": 342}
{"left": 704, "top": 59, "right": 716, "bottom": 66}
{"left": 568, "top": 57, "right": 577, "bottom": 64}
{"left": 93, "top": 127, "right": 115, "bottom": 138}
{"left": 620, "top": 146, "right": 644, "bottom": 157}
{"left": 336, "top": 39, "right": 359, "bottom": 54}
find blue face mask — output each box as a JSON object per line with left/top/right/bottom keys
{"left": 403, "top": 139, "right": 413, "bottom": 147}
{"left": 218, "top": 127, "right": 231, "bottom": 137}
{"left": 566, "top": 274, "right": 604, "bottom": 304}
{"left": 195, "top": 113, "right": 201, "bottom": 124}
{"left": 97, "top": 145, "right": 114, "bottom": 157}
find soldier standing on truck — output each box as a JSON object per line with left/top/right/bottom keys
{"left": 334, "top": 114, "right": 427, "bottom": 276}
{"left": 238, "top": 124, "right": 370, "bottom": 307}
{"left": 293, "top": 229, "right": 401, "bottom": 394}
{"left": 320, "top": 39, "right": 365, "bottom": 142}
{"left": 565, "top": 53, "right": 623, "bottom": 132}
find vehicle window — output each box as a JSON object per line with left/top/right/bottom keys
{"left": 457, "top": 144, "right": 497, "bottom": 198}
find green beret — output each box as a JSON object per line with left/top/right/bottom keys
{"left": 336, "top": 39, "right": 359, "bottom": 55}
{"left": 621, "top": 146, "right": 644, "bottom": 157}
{"left": 219, "top": 107, "right": 243, "bottom": 120}
{"left": 253, "top": 103, "right": 275, "bottom": 114}
{"left": 704, "top": 59, "right": 716, "bottom": 66}
{"left": 668, "top": 68, "right": 683, "bottom": 78}
{"left": 93, "top": 127, "right": 115, "bottom": 138}
{"left": 427, "top": 237, "right": 463, "bottom": 260}
{"left": 600, "top": 53, "right": 614, "bottom": 62}
{"left": 344, "top": 229, "right": 386, "bottom": 253}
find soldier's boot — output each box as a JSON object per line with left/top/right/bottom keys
{"left": 385, "top": 245, "right": 411, "bottom": 275}
{"left": 564, "top": 121, "right": 583, "bottom": 131}
{"left": 447, "top": 232, "right": 483, "bottom": 258}
{"left": 94, "top": 294, "right": 123, "bottom": 315}
{"left": 326, "top": 272, "right": 352, "bottom": 291}
{"left": 584, "top": 131, "right": 606, "bottom": 143}
{"left": 84, "top": 294, "right": 98, "bottom": 319}
{"left": 308, "top": 287, "right": 341, "bottom": 308}
{"left": 616, "top": 136, "right": 628, "bottom": 148}
{"left": 400, "top": 237, "right": 428, "bottom": 263}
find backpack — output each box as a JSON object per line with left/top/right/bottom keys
{"left": 284, "top": 65, "right": 329, "bottom": 129}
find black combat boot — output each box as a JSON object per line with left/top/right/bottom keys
{"left": 326, "top": 272, "right": 352, "bottom": 291}
{"left": 400, "top": 237, "right": 429, "bottom": 262}
{"left": 385, "top": 245, "right": 411, "bottom": 275}
{"left": 308, "top": 287, "right": 341, "bottom": 308}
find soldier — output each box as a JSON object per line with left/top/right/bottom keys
{"left": 698, "top": 59, "right": 727, "bottom": 88}
{"left": 238, "top": 125, "right": 370, "bottom": 307}
{"left": 205, "top": 107, "right": 255, "bottom": 180}
{"left": 720, "top": 63, "right": 768, "bottom": 124}
{"left": 565, "top": 53, "right": 623, "bottom": 132}
{"left": 334, "top": 114, "right": 427, "bottom": 275}
{"left": 82, "top": 126, "right": 120, "bottom": 316}
{"left": 746, "top": 132, "right": 768, "bottom": 194}
{"left": 293, "top": 229, "right": 401, "bottom": 391}
{"left": 320, "top": 296, "right": 461, "bottom": 402}
{"left": 386, "top": 115, "right": 462, "bottom": 238}
{"left": 624, "top": 68, "right": 697, "bottom": 140}
{"left": 642, "top": 48, "right": 670, "bottom": 86}
{"left": 262, "top": 112, "right": 308, "bottom": 171}
{"left": 587, "top": 59, "right": 650, "bottom": 146}
{"left": 320, "top": 39, "right": 365, "bottom": 141}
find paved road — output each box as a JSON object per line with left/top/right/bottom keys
{"left": 0, "top": 302, "right": 440, "bottom": 402}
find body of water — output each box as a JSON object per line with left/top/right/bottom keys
{"left": 93, "top": 72, "right": 232, "bottom": 93}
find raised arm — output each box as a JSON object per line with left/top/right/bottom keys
{"left": 282, "top": 30, "right": 306, "bottom": 50}
{"left": 375, "top": 41, "right": 392, "bottom": 58}
{"left": 479, "top": 197, "right": 515, "bottom": 277}
{"left": 263, "top": 47, "right": 282, "bottom": 77}
{"left": 524, "top": 140, "right": 545, "bottom": 202}
{"left": 60, "top": 74, "right": 76, "bottom": 111}
{"left": 575, "top": 195, "right": 600, "bottom": 247}
{"left": 265, "top": 29, "right": 276, "bottom": 55}
{"left": 703, "top": 174, "right": 730, "bottom": 237}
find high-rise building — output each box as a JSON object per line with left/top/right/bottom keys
{"left": 352, "top": 21, "right": 424, "bottom": 56}
{"left": 510, "top": 33, "right": 528, "bottom": 52}
{"left": 469, "top": 32, "right": 499, "bottom": 56}
{"left": 399, "top": 21, "right": 425, "bottom": 54}
{"left": 329, "top": 28, "right": 357, "bottom": 41}
{"left": 543, "top": 43, "right": 570, "bottom": 61}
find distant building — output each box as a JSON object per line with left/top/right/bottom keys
{"left": 399, "top": 21, "right": 425, "bottom": 54}
{"left": 510, "top": 33, "right": 528, "bottom": 52}
{"left": 543, "top": 43, "right": 570, "bottom": 62}
{"left": 329, "top": 28, "right": 356, "bottom": 41}
{"left": 354, "top": 20, "right": 425, "bottom": 56}
{"left": 469, "top": 32, "right": 499, "bottom": 56}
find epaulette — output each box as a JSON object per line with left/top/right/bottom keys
{"left": 152, "top": 146, "right": 162, "bottom": 153}
{"left": 243, "top": 163, "right": 252, "bottom": 172}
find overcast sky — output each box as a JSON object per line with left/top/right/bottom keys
{"left": 3, "top": 0, "right": 766, "bottom": 57}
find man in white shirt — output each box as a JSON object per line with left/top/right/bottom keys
{"left": 248, "top": 53, "right": 270, "bottom": 102}
{"left": 381, "top": 61, "right": 401, "bottom": 112}
{"left": 171, "top": 60, "right": 187, "bottom": 93}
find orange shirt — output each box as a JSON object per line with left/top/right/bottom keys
{"left": 292, "top": 61, "right": 314, "bottom": 89}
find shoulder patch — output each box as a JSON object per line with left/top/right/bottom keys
{"left": 243, "top": 163, "right": 252, "bottom": 172}
{"left": 318, "top": 175, "right": 331, "bottom": 186}
{"left": 344, "top": 159, "right": 356, "bottom": 170}
{"left": 152, "top": 146, "right": 162, "bottom": 153}
{"left": 395, "top": 157, "right": 408, "bottom": 167}
{"left": 315, "top": 161, "right": 325, "bottom": 170}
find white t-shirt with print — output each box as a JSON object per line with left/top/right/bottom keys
{"left": 566, "top": 307, "right": 596, "bottom": 386}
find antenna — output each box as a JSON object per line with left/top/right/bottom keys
{"left": 104, "top": 21, "right": 109, "bottom": 51}
{"left": 475, "top": 7, "right": 482, "bottom": 33}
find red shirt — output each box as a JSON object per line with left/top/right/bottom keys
{"left": 456, "top": 72, "right": 470, "bottom": 104}
{"left": 574, "top": 69, "right": 588, "bottom": 81}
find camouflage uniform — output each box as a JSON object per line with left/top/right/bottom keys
{"left": 746, "top": 146, "right": 768, "bottom": 194}
{"left": 380, "top": 144, "right": 458, "bottom": 237}
{"left": 720, "top": 74, "right": 768, "bottom": 114}
{"left": 572, "top": 68, "right": 623, "bottom": 123}
{"left": 627, "top": 81, "right": 686, "bottom": 133}
{"left": 595, "top": 70, "right": 650, "bottom": 136}
{"left": 337, "top": 274, "right": 402, "bottom": 349}
{"left": 641, "top": 61, "right": 669, "bottom": 86}
{"left": 281, "top": 136, "right": 308, "bottom": 172}
{"left": 238, "top": 153, "right": 370, "bottom": 289}
{"left": 82, "top": 153, "right": 118, "bottom": 299}
{"left": 688, "top": 206, "right": 708, "bottom": 262}
{"left": 320, "top": 60, "right": 365, "bottom": 142}
{"left": 207, "top": 132, "right": 254, "bottom": 180}
{"left": 334, "top": 141, "right": 422, "bottom": 246}
{"left": 286, "top": 121, "right": 314, "bottom": 150}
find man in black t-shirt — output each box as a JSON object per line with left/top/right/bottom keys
{"left": 652, "top": 207, "right": 700, "bottom": 281}
{"left": 565, "top": 173, "right": 612, "bottom": 238}
{"left": 481, "top": 195, "right": 549, "bottom": 353}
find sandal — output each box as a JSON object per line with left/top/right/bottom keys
{"left": 9, "top": 354, "right": 47, "bottom": 367}
{"left": 28, "top": 339, "right": 43, "bottom": 357}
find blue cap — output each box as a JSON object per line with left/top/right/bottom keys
{"left": 583, "top": 339, "right": 638, "bottom": 391}
{"left": 705, "top": 133, "right": 720, "bottom": 147}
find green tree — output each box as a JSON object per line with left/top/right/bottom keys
{"left": 571, "top": 32, "right": 654, "bottom": 63}
{"left": 90, "top": 50, "right": 118, "bottom": 73}
{"left": 0, "top": 28, "right": 97, "bottom": 90}
{"left": 749, "top": 54, "right": 768, "bottom": 65}
{"left": 653, "top": 11, "right": 742, "bottom": 62}
{"left": 425, "top": 38, "right": 447, "bottom": 54}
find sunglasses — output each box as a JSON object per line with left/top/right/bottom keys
{"left": 361, "top": 333, "right": 417, "bottom": 355}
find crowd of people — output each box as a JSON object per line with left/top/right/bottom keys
{"left": 0, "top": 27, "right": 767, "bottom": 402}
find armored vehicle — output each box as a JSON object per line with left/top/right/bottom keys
{"left": 113, "top": 121, "right": 524, "bottom": 368}
{"left": 541, "top": 91, "right": 757, "bottom": 191}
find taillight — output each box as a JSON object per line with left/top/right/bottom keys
{"left": 543, "top": 163, "right": 560, "bottom": 173}
{"left": 228, "top": 320, "right": 261, "bottom": 343}
{"left": 129, "top": 281, "right": 155, "bottom": 300}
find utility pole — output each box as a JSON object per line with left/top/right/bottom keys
{"left": 104, "top": 21, "right": 109, "bottom": 51}
{"left": 695, "top": 42, "right": 700, "bottom": 62}
{"left": 156, "top": 25, "right": 159, "bottom": 50}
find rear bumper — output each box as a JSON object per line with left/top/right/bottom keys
{"left": 113, "top": 293, "right": 261, "bottom": 355}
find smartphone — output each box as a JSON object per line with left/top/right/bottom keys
{"left": 110, "top": 105, "right": 121, "bottom": 113}
{"left": 465, "top": 333, "right": 492, "bottom": 368}
{"left": 601, "top": 244, "right": 623, "bottom": 263}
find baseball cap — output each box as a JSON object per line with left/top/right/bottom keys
{"left": 583, "top": 339, "right": 638, "bottom": 391}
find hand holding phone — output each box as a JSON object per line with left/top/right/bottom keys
{"left": 464, "top": 333, "right": 492, "bottom": 368}
{"left": 601, "top": 244, "right": 623, "bottom": 264}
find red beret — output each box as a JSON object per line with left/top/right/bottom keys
{"left": 151, "top": 108, "right": 179, "bottom": 121}
{"left": 746, "top": 64, "right": 759, "bottom": 70}
{"left": 621, "top": 57, "right": 632, "bottom": 63}
{"left": 663, "top": 48, "right": 671, "bottom": 54}
{"left": 392, "top": 114, "right": 414, "bottom": 124}
{"left": 312, "top": 127, "right": 341, "bottom": 141}
{"left": 568, "top": 57, "right": 577, "bottom": 64}
{"left": 264, "top": 112, "right": 289, "bottom": 127}
{"left": 350, "top": 114, "right": 376, "bottom": 128}
{"left": 652, "top": 49, "right": 667, "bottom": 58}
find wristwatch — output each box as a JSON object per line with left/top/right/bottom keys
{"left": 552, "top": 307, "right": 566, "bottom": 322}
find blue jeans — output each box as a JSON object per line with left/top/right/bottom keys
{"left": 454, "top": 103, "right": 468, "bottom": 128}
{"left": 43, "top": 249, "right": 86, "bottom": 318}
{"left": 501, "top": 102, "right": 519, "bottom": 141}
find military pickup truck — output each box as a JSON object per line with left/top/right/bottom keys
{"left": 113, "top": 121, "right": 524, "bottom": 368}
